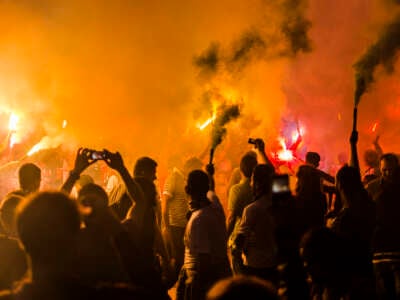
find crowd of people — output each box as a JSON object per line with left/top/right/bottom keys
{"left": 0, "top": 129, "right": 397, "bottom": 300}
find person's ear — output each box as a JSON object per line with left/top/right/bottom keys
{"left": 185, "top": 185, "right": 191, "bottom": 195}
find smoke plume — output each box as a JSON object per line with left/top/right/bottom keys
{"left": 211, "top": 104, "right": 240, "bottom": 149}
{"left": 354, "top": 14, "right": 400, "bottom": 105}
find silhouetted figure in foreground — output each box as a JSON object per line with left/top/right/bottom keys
{"left": 206, "top": 275, "right": 278, "bottom": 300}
{"left": 176, "top": 169, "right": 230, "bottom": 300}
{"left": 373, "top": 166, "right": 400, "bottom": 299}
{"left": 0, "top": 193, "right": 27, "bottom": 290}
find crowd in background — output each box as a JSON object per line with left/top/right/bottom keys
{"left": 0, "top": 128, "right": 397, "bottom": 300}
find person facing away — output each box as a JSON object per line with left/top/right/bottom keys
{"left": 295, "top": 152, "right": 333, "bottom": 233}
{"left": 176, "top": 169, "right": 230, "bottom": 300}
{"left": 206, "top": 275, "right": 278, "bottom": 300}
{"left": 226, "top": 151, "right": 257, "bottom": 275}
{"left": 233, "top": 164, "right": 279, "bottom": 286}
{"left": 366, "top": 153, "right": 399, "bottom": 201}
{"left": 162, "top": 157, "right": 203, "bottom": 281}
{"left": 10, "top": 163, "right": 41, "bottom": 197}
{"left": 0, "top": 193, "right": 27, "bottom": 290}
{"left": 330, "top": 166, "right": 377, "bottom": 299}
{"left": 75, "top": 183, "right": 130, "bottom": 285}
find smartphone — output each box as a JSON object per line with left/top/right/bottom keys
{"left": 272, "top": 174, "right": 290, "bottom": 194}
{"left": 91, "top": 151, "right": 105, "bottom": 160}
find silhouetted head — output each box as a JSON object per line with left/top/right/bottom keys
{"left": 75, "top": 174, "right": 94, "bottom": 194}
{"left": 133, "top": 157, "right": 157, "bottom": 182}
{"left": 380, "top": 153, "right": 399, "bottom": 183}
{"left": 18, "top": 163, "right": 41, "bottom": 195}
{"left": 251, "top": 164, "right": 274, "bottom": 198}
{"left": 183, "top": 157, "right": 203, "bottom": 177}
{"left": 78, "top": 183, "right": 108, "bottom": 210}
{"left": 240, "top": 152, "right": 258, "bottom": 179}
{"left": 16, "top": 192, "right": 80, "bottom": 262}
{"left": 0, "top": 193, "right": 23, "bottom": 236}
{"left": 363, "top": 149, "right": 379, "bottom": 168}
{"left": 207, "top": 275, "right": 278, "bottom": 300}
{"left": 305, "top": 152, "right": 320, "bottom": 168}
{"left": 295, "top": 165, "right": 321, "bottom": 196}
{"left": 336, "top": 165, "right": 362, "bottom": 196}
{"left": 185, "top": 170, "right": 209, "bottom": 210}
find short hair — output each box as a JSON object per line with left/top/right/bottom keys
{"left": 305, "top": 152, "right": 320, "bottom": 166}
{"left": 240, "top": 152, "right": 258, "bottom": 178}
{"left": 186, "top": 170, "right": 209, "bottom": 196}
{"left": 336, "top": 165, "right": 363, "bottom": 195}
{"left": 78, "top": 183, "right": 108, "bottom": 209}
{"left": 363, "top": 149, "right": 379, "bottom": 167}
{"left": 18, "top": 163, "right": 41, "bottom": 191}
{"left": 0, "top": 193, "right": 23, "bottom": 232}
{"left": 207, "top": 275, "right": 278, "bottom": 300}
{"left": 16, "top": 192, "right": 80, "bottom": 259}
{"left": 133, "top": 157, "right": 157, "bottom": 177}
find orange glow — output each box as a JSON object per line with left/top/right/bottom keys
{"left": 62, "top": 120, "right": 68, "bottom": 129}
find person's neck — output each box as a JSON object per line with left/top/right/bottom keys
{"left": 190, "top": 195, "right": 210, "bottom": 211}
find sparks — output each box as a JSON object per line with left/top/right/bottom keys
{"left": 62, "top": 120, "right": 68, "bottom": 129}
{"left": 277, "top": 137, "right": 295, "bottom": 162}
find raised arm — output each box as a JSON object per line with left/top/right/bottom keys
{"left": 103, "top": 150, "right": 145, "bottom": 217}
{"left": 61, "top": 148, "right": 96, "bottom": 194}
{"left": 373, "top": 135, "right": 383, "bottom": 158}
{"left": 254, "top": 138, "right": 274, "bottom": 167}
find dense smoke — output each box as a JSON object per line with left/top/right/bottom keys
{"left": 0, "top": 0, "right": 400, "bottom": 182}
{"left": 354, "top": 14, "right": 400, "bottom": 105}
{"left": 211, "top": 104, "right": 240, "bottom": 150}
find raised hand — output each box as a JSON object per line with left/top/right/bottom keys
{"left": 72, "top": 148, "right": 97, "bottom": 174}
{"left": 102, "top": 149, "right": 124, "bottom": 171}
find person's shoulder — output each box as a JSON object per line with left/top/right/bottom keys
{"left": 0, "top": 289, "right": 12, "bottom": 300}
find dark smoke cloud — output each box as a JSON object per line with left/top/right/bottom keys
{"left": 354, "top": 14, "right": 400, "bottom": 105}
{"left": 193, "top": 0, "right": 312, "bottom": 77}
{"left": 280, "top": 0, "right": 312, "bottom": 56}
{"left": 193, "top": 43, "right": 220, "bottom": 77}
{"left": 211, "top": 104, "right": 240, "bottom": 149}
{"left": 229, "top": 29, "right": 266, "bottom": 70}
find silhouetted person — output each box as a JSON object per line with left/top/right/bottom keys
{"left": 0, "top": 193, "right": 27, "bottom": 290}
{"left": 206, "top": 275, "right": 278, "bottom": 300}
{"left": 295, "top": 153, "right": 330, "bottom": 233}
{"left": 331, "top": 166, "right": 376, "bottom": 299}
{"left": 366, "top": 153, "right": 399, "bottom": 201}
{"left": 176, "top": 169, "right": 230, "bottom": 300}
{"left": 11, "top": 163, "right": 41, "bottom": 197}
{"left": 162, "top": 157, "right": 203, "bottom": 282}
{"left": 233, "top": 164, "right": 278, "bottom": 286}
{"left": 75, "top": 183, "right": 130, "bottom": 285}
{"left": 372, "top": 166, "right": 400, "bottom": 299}
{"left": 226, "top": 152, "right": 257, "bottom": 274}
